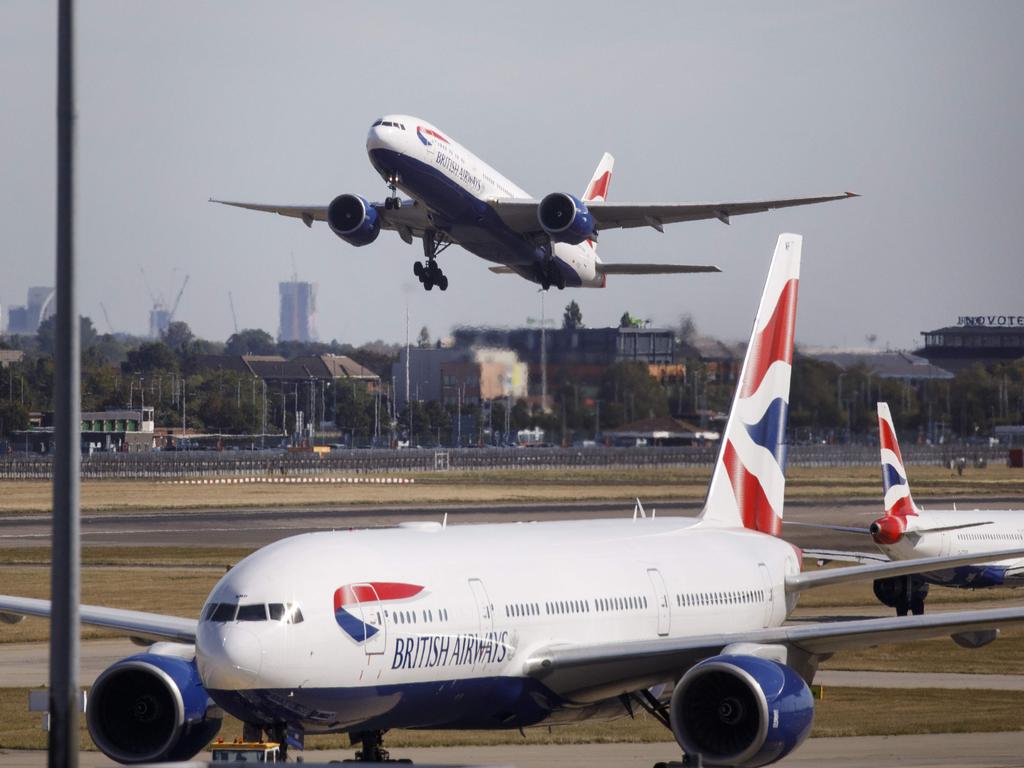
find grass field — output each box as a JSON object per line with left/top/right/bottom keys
{"left": 1, "top": 464, "right": 1022, "bottom": 514}
{"left": 1, "top": 685, "right": 1021, "bottom": 751}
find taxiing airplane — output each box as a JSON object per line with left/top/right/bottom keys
{"left": 4, "top": 236, "right": 1024, "bottom": 768}
{"left": 213, "top": 115, "right": 857, "bottom": 292}
{"left": 800, "top": 402, "right": 1024, "bottom": 616}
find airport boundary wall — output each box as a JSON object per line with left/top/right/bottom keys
{"left": 0, "top": 445, "right": 1008, "bottom": 480}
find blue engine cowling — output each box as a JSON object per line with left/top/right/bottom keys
{"left": 87, "top": 652, "right": 222, "bottom": 764}
{"left": 327, "top": 193, "right": 381, "bottom": 246}
{"left": 537, "top": 192, "right": 597, "bottom": 244}
{"left": 669, "top": 654, "right": 814, "bottom": 767}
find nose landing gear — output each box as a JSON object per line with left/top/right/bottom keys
{"left": 383, "top": 174, "right": 402, "bottom": 210}
{"left": 414, "top": 230, "right": 451, "bottom": 291}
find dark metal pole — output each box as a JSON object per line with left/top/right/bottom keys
{"left": 50, "top": 0, "right": 80, "bottom": 764}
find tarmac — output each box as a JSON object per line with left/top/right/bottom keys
{"left": 3, "top": 732, "right": 1024, "bottom": 767}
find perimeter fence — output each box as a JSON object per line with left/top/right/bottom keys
{"left": 0, "top": 444, "right": 1008, "bottom": 481}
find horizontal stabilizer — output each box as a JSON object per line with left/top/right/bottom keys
{"left": 597, "top": 263, "right": 721, "bottom": 275}
{"left": 784, "top": 520, "right": 870, "bottom": 535}
{"left": 785, "top": 546, "right": 1024, "bottom": 593}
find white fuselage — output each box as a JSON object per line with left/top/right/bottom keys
{"left": 365, "top": 115, "right": 604, "bottom": 287}
{"left": 880, "top": 509, "right": 1024, "bottom": 587}
{"left": 195, "top": 516, "right": 801, "bottom": 733}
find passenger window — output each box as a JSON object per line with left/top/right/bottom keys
{"left": 268, "top": 603, "right": 285, "bottom": 621}
{"left": 237, "top": 604, "right": 267, "bottom": 622}
{"left": 211, "top": 603, "right": 238, "bottom": 622}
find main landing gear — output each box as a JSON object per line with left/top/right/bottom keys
{"left": 346, "top": 730, "right": 411, "bottom": 763}
{"left": 535, "top": 245, "right": 566, "bottom": 291}
{"left": 414, "top": 230, "right": 451, "bottom": 291}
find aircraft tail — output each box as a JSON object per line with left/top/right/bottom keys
{"left": 582, "top": 153, "right": 614, "bottom": 203}
{"left": 699, "top": 234, "right": 802, "bottom": 535}
{"left": 877, "top": 402, "right": 919, "bottom": 519}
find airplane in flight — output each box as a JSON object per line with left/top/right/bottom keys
{"left": 799, "top": 402, "right": 1024, "bottom": 616}
{"left": 5, "top": 236, "right": 1024, "bottom": 768}
{"left": 213, "top": 115, "right": 857, "bottom": 292}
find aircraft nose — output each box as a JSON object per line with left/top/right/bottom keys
{"left": 197, "top": 624, "right": 263, "bottom": 690}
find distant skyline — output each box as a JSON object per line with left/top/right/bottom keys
{"left": 2, "top": 2, "right": 1022, "bottom": 351}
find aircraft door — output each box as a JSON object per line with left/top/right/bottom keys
{"left": 350, "top": 582, "right": 387, "bottom": 656}
{"left": 758, "top": 563, "right": 775, "bottom": 628}
{"left": 468, "top": 578, "right": 494, "bottom": 669}
{"left": 646, "top": 568, "right": 671, "bottom": 636}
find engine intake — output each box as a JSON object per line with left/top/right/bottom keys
{"left": 670, "top": 654, "right": 814, "bottom": 767}
{"left": 327, "top": 193, "right": 380, "bottom": 246}
{"left": 537, "top": 192, "right": 597, "bottom": 245}
{"left": 87, "top": 653, "right": 221, "bottom": 764}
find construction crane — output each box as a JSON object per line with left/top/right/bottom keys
{"left": 228, "top": 291, "right": 239, "bottom": 334}
{"left": 168, "top": 274, "right": 189, "bottom": 322}
{"left": 99, "top": 303, "right": 114, "bottom": 334}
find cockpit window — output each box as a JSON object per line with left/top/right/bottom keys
{"left": 372, "top": 118, "right": 383, "bottom": 127}
{"left": 210, "top": 603, "right": 238, "bottom": 622}
{"left": 203, "top": 603, "right": 219, "bottom": 621}
{"left": 268, "top": 603, "right": 285, "bottom": 621}
{"left": 285, "top": 603, "right": 304, "bottom": 624}
{"left": 237, "top": 604, "right": 268, "bottom": 621}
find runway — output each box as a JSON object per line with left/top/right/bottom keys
{"left": 2, "top": 497, "right": 1016, "bottom": 549}
{"left": 3, "top": 732, "right": 1024, "bottom": 767}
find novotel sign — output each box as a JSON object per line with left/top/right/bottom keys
{"left": 957, "top": 315, "right": 1024, "bottom": 327}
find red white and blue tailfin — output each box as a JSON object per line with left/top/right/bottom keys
{"left": 699, "top": 234, "right": 801, "bottom": 535}
{"left": 877, "top": 402, "right": 919, "bottom": 519}
{"left": 582, "top": 153, "right": 614, "bottom": 258}
{"left": 582, "top": 153, "right": 614, "bottom": 203}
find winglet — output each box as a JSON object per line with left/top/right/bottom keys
{"left": 700, "top": 234, "right": 801, "bottom": 535}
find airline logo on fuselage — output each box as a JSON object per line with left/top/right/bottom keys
{"left": 333, "top": 582, "right": 424, "bottom": 643}
{"left": 416, "top": 126, "right": 449, "bottom": 146}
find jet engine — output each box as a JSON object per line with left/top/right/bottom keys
{"left": 669, "top": 654, "right": 814, "bottom": 768}
{"left": 87, "top": 651, "right": 222, "bottom": 764}
{"left": 327, "top": 193, "right": 381, "bottom": 246}
{"left": 537, "top": 192, "right": 597, "bottom": 244}
{"left": 873, "top": 575, "right": 929, "bottom": 614}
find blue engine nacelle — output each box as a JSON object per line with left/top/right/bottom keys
{"left": 537, "top": 192, "right": 597, "bottom": 244}
{"left": 669, "top": 654, "right": 814, "bottom": 767}
{"left": 87, "top": 652, "right": 222, "bottom": 764}
{"left": 327, "top": 193, "right": 381, "bottom": 246}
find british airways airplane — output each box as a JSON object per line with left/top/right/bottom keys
{"left": 801, "top": 402, "right": 1024, "bottom": 617}
{"left": 213, "top": 116, "right": 856, "bottom": 291}
{"left": 4, "top": 236, "right": 1024, "bottom": 767}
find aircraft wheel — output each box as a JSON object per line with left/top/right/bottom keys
{"left": 423, "top": 278, "right": 434, "bottom": 291}
{"left": 438, "top": 274, "right": 449, "bottom": 291}
{"left": 413, "top": 261, "right": 424, "bottom": 278}
{"left": 910, "top": 596, "right": 926, "bottom": 615}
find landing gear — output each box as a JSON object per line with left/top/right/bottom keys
{"left": 535, "top": 245, "right": 565, "bottom": 291}
{"left": 874, "top": 575, "right": 929, "bottom": 616}
{"left": 415, "top": 230, "right": 451, "bottom": 291}
{"left": 346, "top": 730, "right": 411, "bottom": 763}
{"left": 383, "top": 174, "right": 402, "bottom": 210}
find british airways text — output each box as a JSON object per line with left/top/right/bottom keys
{"left": 391, "top": 631, "right": 511, "bottom": 670}
{"left": 435, "top": 150, "right": 483, "bottom": 193}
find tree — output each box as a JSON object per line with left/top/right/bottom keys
{"left": 563, "top": 301, "right": 583, "bottom": 330}
{"left": 417, "top": 326, "right": 432, "bottom": 349}
{"left": 34, "top": 315, "right": 97, "bottom": 357}
{"left": 619, "top": 311, "right": 633, "bottom": 328}
{"left": 123, "top": 342, "right": 177, "bottom": 374}
{"left": 162, "top": 321, "right": 194, "bottom": 354}
{"left": 0, "top": 402, "right": 29, "bottom": 436}
{"left": 599, "top": 362, "right": 669, "bottom": 427}
{"left": 225, "top": 328, "right": 276, "bottom": 356}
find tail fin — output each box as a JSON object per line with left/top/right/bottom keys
{"left": 877, "top": 402, "right": 919, "bottom": 518}
{"left": 699, "top": 234, "right": 802, "bottom": 535}
{"left": 583, "top": 153, "right": 614, "bottom": 203}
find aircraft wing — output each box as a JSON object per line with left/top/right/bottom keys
{"left": 490, "top": 192, "right": 858, "bottom": 235}
{"left": 0, "top": 595, "right": 197, "bottom": 645}
{"left": 210, "top": 198, "right": 433, "bottom": 241}
{"left": 596, "top": 263, "right": 720, "bottom": 275}
{"left": 523, "top": 605, "right": 1024, "bottom": 702}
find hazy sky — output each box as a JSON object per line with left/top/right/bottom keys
{"left": 2, "top": 2, "right": 1022, "bottom": 351}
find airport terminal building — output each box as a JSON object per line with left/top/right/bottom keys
{"left": 916, "top": 314, "right": 1024, "bottom": 371}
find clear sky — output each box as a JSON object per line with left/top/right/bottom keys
{"left": 2, "top": 1, "right": 1022, "bottom": 350}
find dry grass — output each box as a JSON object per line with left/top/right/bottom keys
{"left": 2, "top": 464, "right": 1021, "bottom": 515}
{"left": 1, "top": 686, "right": 1021, "bottom": 751}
